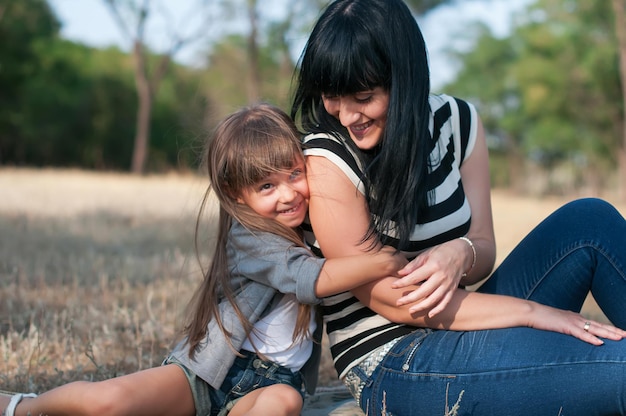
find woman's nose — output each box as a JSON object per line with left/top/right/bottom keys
{"left": 337, "top": 99, "right": 360, "bottom": 127}
{"left": 324, "top": 97, "right": 360, "bottom": 127}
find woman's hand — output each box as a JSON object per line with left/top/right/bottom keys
{"left": 527, "top": 302, "right": 626, "bottom": 345}
{"left": 390, "top": 238, "right": 470, "bottom": 317}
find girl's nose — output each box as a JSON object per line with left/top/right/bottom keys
{"left": 278, "top": 184, "right": 297, "bottom": 203}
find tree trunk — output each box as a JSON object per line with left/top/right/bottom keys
{"left": 612, "top": 0, "right": 626, "bottom": 200}
{"left": 131, "top": 40, "right": 152, "bottom": 174}
{"left": 246, "top": 0, "right": 261, "bottom": 104}
{"left": 104, "top": 0, "right": 201, "bottom": 174}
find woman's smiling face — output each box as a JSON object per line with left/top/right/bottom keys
{"left": 322, "top": 87, "right": 389, "bottom": 150}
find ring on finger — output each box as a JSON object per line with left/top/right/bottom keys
{"left": 583, "top": 321, "right": 591, "bottom": 332}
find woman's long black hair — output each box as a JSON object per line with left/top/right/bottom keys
{"left": 291, "top": 0, "right": 432, "bottom": 249}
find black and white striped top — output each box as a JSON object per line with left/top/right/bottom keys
{"left": 302, "top": 94, "right": 478, "bottom": 378}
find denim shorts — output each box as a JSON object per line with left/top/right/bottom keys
{"left": 164, "top": 352, "right": 305, "bottom": 416}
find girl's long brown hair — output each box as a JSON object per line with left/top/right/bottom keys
{"left": 183, "top": 103, "right": 312, "bottom": 358}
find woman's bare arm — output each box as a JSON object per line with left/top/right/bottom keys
{"left": 305, "top": 152, "right": 625, "bottom": 345}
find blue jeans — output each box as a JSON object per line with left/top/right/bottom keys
{"left": 209, "top": 352, "right": 304, "bottom": 416}
{"left": 358, "top": 198, "right": 626, "bottom": 415}
{"left": 165, "top": 352, "right": 304, "bottom": 416}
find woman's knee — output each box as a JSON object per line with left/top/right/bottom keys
{"left": 563, "top": 198, "right": 622, "bottom": 222}
{"left": 548, "top": 198, "right": 624, "bottom": 239}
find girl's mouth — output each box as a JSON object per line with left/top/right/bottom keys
{"left": 279, "top": 201, "right": 303, "bottom": 215}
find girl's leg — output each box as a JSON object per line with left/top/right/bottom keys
{"left": 228, "top": 384, "right": 303, "bottom": 416}
{"left": 361, "top": 328, "right": 626, "bottom": 416}
{"left": 2, "top": 364, "right": 195, "bottom": 416}
{"left": 478, "top": 198, "right": 626, "bottom": 326}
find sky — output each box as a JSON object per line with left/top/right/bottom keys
{"left": 47, "top": 0, "right": 532, "bottom": 89}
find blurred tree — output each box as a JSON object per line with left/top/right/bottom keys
{"left": 203, "top": 0, "right": 458, "bottom": 120}
{"left": 443, "top": 23, "right": 526, "bottom": 188}
{"left": 0, "top": 0, "right": 60, "bottom": 163}
{"left": 613, "top": 0, "right": 626, "bottom": 198}
{"left": 103, "top": 0, "right": 214, "bottom": 174}
{"left": 445, "top": 0, "right": 622, "bottom": 193}
{"left": 246, "top": 0, "right": 261, "bottom": 103}
{"left": 3, "top": 31, "right": 202, "bottom": 170}
{"left": 216, "top": 0, "right": 324, "bottom": 107}
{"left": 15, "top": 40, "right": 137, "bottom": 168}
{"left": 405, "top": 0, "right": 453, "bottom": 14}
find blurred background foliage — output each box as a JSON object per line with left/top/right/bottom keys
{"left": 0, "top": 0, "right": 624, "bottom": 196}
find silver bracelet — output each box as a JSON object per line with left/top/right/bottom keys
{"left": 458, "top": 236, "right": 476, "bottom": 277}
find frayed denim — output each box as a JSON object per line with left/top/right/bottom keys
{"left": 359, "top": 198, "right": 626, "bottom": 416}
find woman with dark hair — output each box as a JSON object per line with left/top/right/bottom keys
{"left": 291, "top": 0, "right": 626, "bottom": 414}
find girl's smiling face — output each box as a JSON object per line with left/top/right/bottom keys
{"left": 322, "top": 87, "right": 389, "bottom": 150}
{"left": 237, "top": 157, "right": 309, "bottom": 229}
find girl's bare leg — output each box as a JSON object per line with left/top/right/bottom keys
{"left": 228, "top": 384, "right": 303, "bottom": 416}
{"left": 0, "top": 393, "right": 12, "bottom": 412}
{"left": 0, "top": 364, "right": 195, "bottom": 416}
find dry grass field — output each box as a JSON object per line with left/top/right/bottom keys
{"left": 1, "top": 168, "right": 624, "bottom": 394}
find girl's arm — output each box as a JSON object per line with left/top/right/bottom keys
{"left": 314, "top": 245, "right": 406, "bottom": 297}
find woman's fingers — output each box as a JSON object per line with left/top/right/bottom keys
{"left": 581, "top": 320, "right": 626, "bottom": 341}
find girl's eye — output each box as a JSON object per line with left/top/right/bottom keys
{"left": 289, "top": 168, "right": 303, "bottom": 181}
{"left": 258, "top": 182, "right": 273, "bottom": 192}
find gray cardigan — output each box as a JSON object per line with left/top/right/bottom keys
{"left": 169, "top": 220, "right": 325, "bottom": 394}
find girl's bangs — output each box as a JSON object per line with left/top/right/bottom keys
{"left": 232, "top": 131, "right": 301, "bottom": 189}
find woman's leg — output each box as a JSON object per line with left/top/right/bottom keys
{"left": 361, "top": 328, "right": 626, "bottom": 416}
{"left": 1, "top": 364, "right": 195, "bottom": 416}
{"left": 356, "top": 199, "right": 626, "bottom": 415}
{"left": 478, "top": 198, "right": 626, "bottom": 326}
{"left": 228, "top": 384, "right": 303, "bottom": 416}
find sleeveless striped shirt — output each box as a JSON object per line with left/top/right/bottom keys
{"left": 301, "top": 94, "right": 478, "bottom": 378}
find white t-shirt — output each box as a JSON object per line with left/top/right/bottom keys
{"left": 241, "top": 293, "right": 316, "bottom": 372}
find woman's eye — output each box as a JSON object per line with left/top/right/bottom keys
{"left": 354, "top": 94, "right": 373, "bottom": 103}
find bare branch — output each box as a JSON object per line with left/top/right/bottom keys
{"left": 103, "top": 0, "right": 133, "bottom": 41}
{"left": 136, "top": 0, "right": 150, "bottom": 43}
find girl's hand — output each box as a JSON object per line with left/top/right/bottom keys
{"left": 378, "top": 245, "right": 409, "bottom": 274}
{"left": 391, "top": 239, "right": 469, "bottom": 317}
{"left": 529, "top": 303, "right": 626, "bottom": 345}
